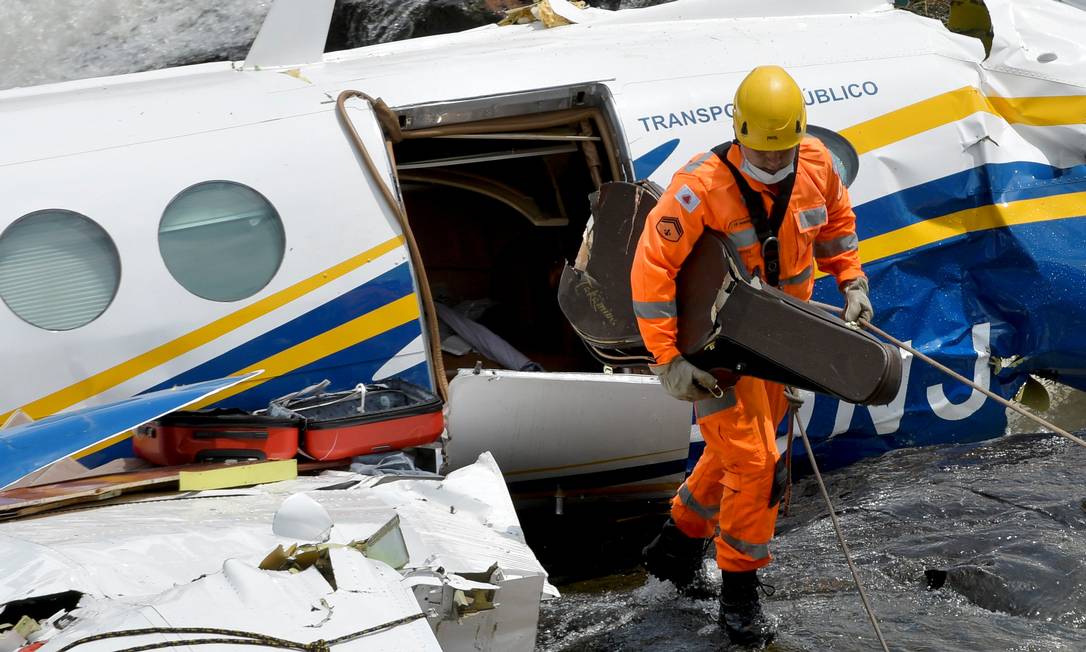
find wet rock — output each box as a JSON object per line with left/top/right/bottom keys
{"left": 325, "top": 0, "right": 677, "bottom": 51}
{"left": 925, "top": 564, "right": 1017, "bottom": 614}
{"left": 589, "top": 0, "right": 674, "bottom": 8}
{"left": 924, "top": 568, "right": 947, "bottom": 590}
{"left": 326, "top": 0, "right": 502, "bottom": 51}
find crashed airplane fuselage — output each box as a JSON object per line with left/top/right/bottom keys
{"left": 0, "top": 0, "right": 1084, "bottom": 485}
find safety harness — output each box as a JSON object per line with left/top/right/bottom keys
{"left": 711, "top": 141, "right": 796, "bottom": 287}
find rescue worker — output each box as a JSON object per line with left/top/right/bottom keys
{"left": 630, "top": 65, "right": 873, "bottom": 647}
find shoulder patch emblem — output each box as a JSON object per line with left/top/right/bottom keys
{"left": 675, "top": 184, "right": 701, "bottom": 213}
{"left": 656, "top": 217, "right": 683, "bottom": 243}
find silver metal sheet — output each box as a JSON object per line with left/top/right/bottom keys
{"left": 445, "top": 370, "right": 690, "bottom": 487}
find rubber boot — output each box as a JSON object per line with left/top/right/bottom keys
{"left": 719, "top": 570, "right": 775, "bottom": 648}
{"left": 641, "top": 518, "right": 715, "bottom": 598}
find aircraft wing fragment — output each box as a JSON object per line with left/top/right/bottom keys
{"left": 0, "top": 371, "right": 261, "bottom": 490}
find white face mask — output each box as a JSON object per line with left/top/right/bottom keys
{"left": 740, "top": 154, "right": 794, "bottom": 185}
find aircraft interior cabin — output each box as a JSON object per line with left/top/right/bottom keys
{"left": 390, "top": 97, "right": 626, "bottom": 379}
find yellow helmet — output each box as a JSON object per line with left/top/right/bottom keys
{"left": 732, "top": 66, "right": 807, "bottom": 151}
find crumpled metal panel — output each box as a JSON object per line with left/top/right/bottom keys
{"left": 0, "top": 453, "right": 549, "bottom": 652}
{"left": 37, "top": 555, "right": 439, "bottom": 652}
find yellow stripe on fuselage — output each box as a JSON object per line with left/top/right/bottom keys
{"left": 72, "top": 293, "right": 421, "bottom": 460}
{"left": 840, "top": 86, "right": 1086, "bottom": 155}
{"left": 816, "top": 190, "right": 1086, "bottom": 279}
{"left": 0, "top": 235, "right": 406, "bottom": 423}
{"left": 183, "top": 293, "right": 420, "bottom": 410}
{"left": 860, "top": 191, "right": 1086, "bottom": 264}
{"left": 9, "top": 89, "right": 1085, "bottom": 425}
{"left": 813, "top": 87, "right": 1086, "bottom": 278}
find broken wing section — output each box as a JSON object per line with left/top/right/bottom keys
{"left": 0, "top": 372, "right": 261, "bottom": 490}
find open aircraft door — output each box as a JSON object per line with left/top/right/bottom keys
{"left": 441, "top": 176, "right": 691, "bottom": 505}
{"left": 335, "top": 92, "right": 447, "bottom": 399}
{"left": 362, "top": 84, "right": 694, "bottom": 504}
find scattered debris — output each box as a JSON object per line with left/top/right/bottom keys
{"left": 272, "top": 492, "right": 334, "bottom": 541}
{"left": 500, "top": 0, "right": 591, "bottom": 27}
{"left": 0, "top": 454, "right": 551, "bottom": 650}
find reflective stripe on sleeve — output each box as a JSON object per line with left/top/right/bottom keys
{"left": 727, "top": 227, "right": 758, "bottom": 248}
{"left": 779, "top": 264, "right": 812, "bottom": 286}
{"left": 678, "top": 482, "right": 719, "bottom": 520}
{"left": 683, "top": 152, "right": 713, "bottom": 173}
{"left": 695, "top": 388, "right": 737, "bottom": 418}
{"left": 814, "top": 233, "right": 859, "bottom": 258}
{"left": 632, "top": 299, "right": 677, "bottom": 320}
{"left": 720, "top": 532, "right": 770, "bottom": 560}
{"left": 798, "top": 206, "right": 828, "bottom": 229}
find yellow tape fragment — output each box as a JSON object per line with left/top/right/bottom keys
{"left": 179, "top": 459, "right": 298, "bottom": 491}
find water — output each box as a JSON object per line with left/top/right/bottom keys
{"left": 0, "top": 0, "right": 273, "bottom": 91}
{"left": 0, "top": 0, "right": 669, "bottom": 91}
{"left": 0, "top": 0, "right": 508, "bottom": 91}
{"left": 531, "top": 392, "right": 1086, "bottom": 650}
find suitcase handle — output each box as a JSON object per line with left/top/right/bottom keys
{"left": 191, "top": 430, "right": 269, "bottom": 440}
{"left": 195, "top": 449, "right": 268, "bottom": 462}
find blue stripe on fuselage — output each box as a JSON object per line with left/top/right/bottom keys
{"left": 633, "top": 138, "right": 681, "bottom": 180}
{"left": 143, "top": 263, "right": 416, "bottom": 393}
{"left": 853, "top": 161, "right": 1086, "bottom": 240}
{"left": 211, "top": 319, "right": 428, "bottom": 411}
{"left": 634, "top": 139, "right": 1086, "bottom": 240}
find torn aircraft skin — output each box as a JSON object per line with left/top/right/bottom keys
{"left": 0, "top": 452, "right": 555, "bottom": 651}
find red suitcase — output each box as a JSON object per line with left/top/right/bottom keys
{"left": 280, "top": 379, "right": 443, "bottom": 461}
{"left": 134, "top": 409, "right": 300, "bottom": 465}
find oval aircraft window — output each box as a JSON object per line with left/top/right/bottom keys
{"left": 159, "top": 181, "right": 285, "bottom": 302}
{"left": 0, "top": 210, "right": 121, "bottom": 331}
{"left": 806, "top": 125, "right": 860, "bottom": 188}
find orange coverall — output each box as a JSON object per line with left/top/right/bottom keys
{"left": 630, "top": 137, "right": 865, "bottom": 571}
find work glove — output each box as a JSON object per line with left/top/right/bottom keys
{"left": 842, "top": 276, "right": 874, "bottom": 323}
{"left": 651, "top": 355, "right": 719, "bottom": 402}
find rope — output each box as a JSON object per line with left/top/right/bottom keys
{"left": 780, "top": 389, "right": 799, "bottom": 516}
{"left": 809, "top": 301, "right": 1086, "bottom": 450}
{"left": 334, "top": 90, "right": 449, "bottom": 402}
{"left": 861, "top": 317, "right": 1086, "bottom": 450}
{"left": 324, "top": 612, "right": 429, "bottom": 646}
{"left": 54, "top": 613, "right": 428, "bottom": 652}
{"left": 790, "top": 402, "right": 891, "bottom": 652}
{"left": 785, "top": 300, "right": 1086, "bottom": 650}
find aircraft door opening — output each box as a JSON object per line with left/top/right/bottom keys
{"left": 390, "top": 85, "right": 629, "bottom": 379}
{"left": 387, "top": 85, "right": 692, "bottom": 503}
{"left": 335, "top": 91, "right": 447, "bottom": 400}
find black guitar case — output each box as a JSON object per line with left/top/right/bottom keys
{"left": 557, "top": 181, "right": 660, "bottom": 367}
{"left": 557, "top": 181, "right": 901, "bottom": 406}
